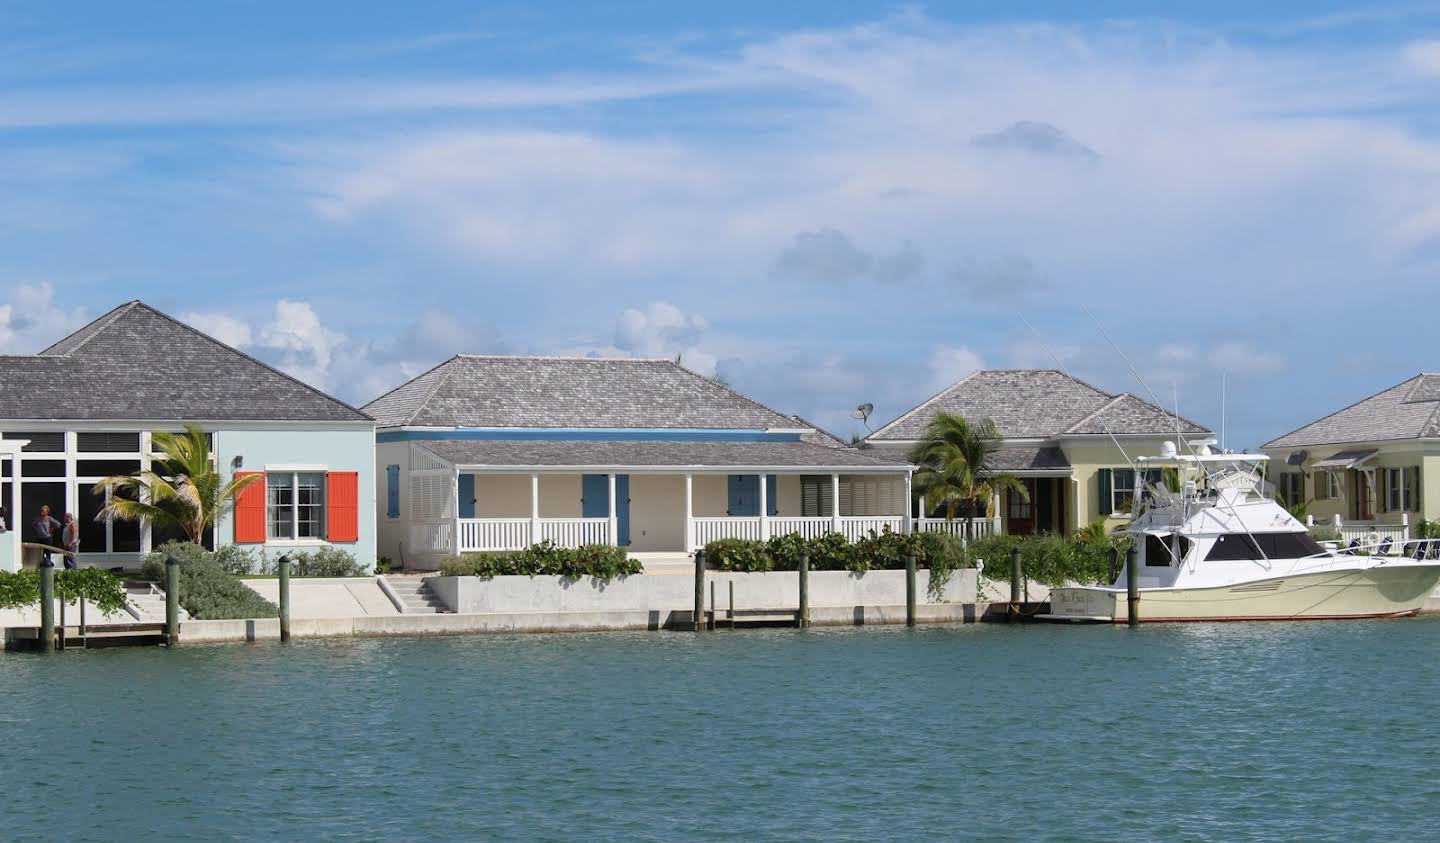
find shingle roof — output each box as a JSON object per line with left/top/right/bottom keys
{"left": 1264, "top": 374, "right": 1440, "bottom": 448}
{"left": 0, "top": 301, "right": 371, "bottom": 423}
{"left": 863, "top": 442, "right": 1071, "bottom": 472}
{"left": 867, "top": 369, "right": 1209, "bottom": 441}
{"left": 413, "top": 438, "right": 907, "bottom": 469}
{"left": 364, "top": 355, "right": 801, "bottom": 430}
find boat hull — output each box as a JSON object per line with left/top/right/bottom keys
{"left": 1041, "top": 563, "right": 1440, "bottom": 623}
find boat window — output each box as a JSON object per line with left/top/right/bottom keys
{"left": 1205, "top": 532, "right": 1326, "bottom": 561}
{"left": 1144, "top": 534, "right": 1191, "bottom": 566}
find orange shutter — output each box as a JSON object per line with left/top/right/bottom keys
{"left": 233, "top": 472, "right": 267, "bottom": 544}
{"left": 327, "top": 471, "right": 359, "bottom": 543}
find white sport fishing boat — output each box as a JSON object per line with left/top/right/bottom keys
{"left": 1041, "top": 442, "right": 1440, "bottom": 623}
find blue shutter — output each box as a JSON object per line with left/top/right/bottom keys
{"left": 766, "top": 474, "right": 778, "bottom": 516}
{"left": 615, "top": 474, "right": 630, "bottom": 546}
{"left": 581, "top": 474, "right": 609, "bottom": 519}
{"left": 728, "top": 475, "right": 760, "bottom": 516}
{"left": 386, "top": 465, "right": 400, "bottom": 518}
{"left": 457, "top": 473, "right": 476, "bottom": 518}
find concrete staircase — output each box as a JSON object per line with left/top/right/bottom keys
{"left": 124, "top": 583, "right": 189, "bottom": 622}
{"left": 631, "top": 552, "right": 695, "bottom": 576}
{"left": 386, "top": 577, "right": 449, "bottom": 614}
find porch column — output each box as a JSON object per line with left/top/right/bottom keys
{"left": 903, "top": 472, "right": 913, "bottom": 533}
{"left": 684, "top": 473, "right": 694, "bottom": 551}
{"left": 759, "top": 473, "right": 769, "bottom": 540}
{"left": 831, "top": 473, "right": 842, "bottom": 534}
{"left": 607, "top": 473, "right": 618, "bottom": 547}
{"left": 992, "top": 489, "right": 1002, "bottom": 534}
{"left": 452, "top": 468, "right": 462, "bottom": 555}
{"left": 530, "top": 473, "right": 541, "bottom": 545}
{"left": 918, "top": 494, "right": 926, "bottom": 533}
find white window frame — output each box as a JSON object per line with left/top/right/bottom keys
{"left": 267, "top": 471, "right": 327, "bottom": 543}
{"left": 1112, "top": 469, "right": 1136, "bottom": 512}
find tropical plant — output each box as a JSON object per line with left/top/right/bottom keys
{"left": 907, "top": 413, "right": 1028, "bottom": 540}
{"left": 438, "top": 541, "right": 642, "bottom": 581}
{"left": 140, "top": 541, "right": 277, "bottom": 619}
{"left": 94, "top": 424, "right": 262, "bottom": 546}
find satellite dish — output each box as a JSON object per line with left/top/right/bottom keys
{"left": 1286, "top": 450, "right": 1308, "bottom": 466}
{"left": 851, "top": 403, "right": 875, "bottom": 434}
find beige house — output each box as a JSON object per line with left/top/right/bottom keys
{"left": 366, "top": 356, "right": 912, "bottom": 569}
{"left": 1263, "top": 373, "right": 1440, "bottom": 532}
{"left": 865, "top": 370, "right": 1212, "bottom": 535}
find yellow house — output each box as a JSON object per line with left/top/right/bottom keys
{"left": 1263, "top": 374, "right": 1440, "bottom": 533}
{"left": 865, "top": 370, "right": 1212, "bottom": 535}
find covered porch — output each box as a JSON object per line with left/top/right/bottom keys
{"left": 401, "top": 441, "right": 913, "bottom": 564}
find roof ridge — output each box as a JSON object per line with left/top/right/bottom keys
{"left": 1262, "top": 373, "right": 1425, "bottom": 449}
{"left": 1062, "top": 393, "right": 1127, "bottom": 434}
{"left": 663, "top": 359, "right": 798, "bottom": 428}
{"left": 38, "top": 300, "right": 140, "bottom": 357}
{"left": 452, "top": 353, "right": 674, "bottom": 363}
{"left": 134, "top": 302, "right": 373, "bottom": 422}
{"left": 866, "top": 369, "right": 986, "bottom": 441}
{"left": 361, "top": 354, "right": 462, "bottom": 424}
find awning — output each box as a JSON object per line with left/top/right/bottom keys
{"left": 1311, "top": 449, "right": 1377, "bottom": 470}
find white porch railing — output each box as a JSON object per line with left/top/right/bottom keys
{"left": 694, "top": 516, "right": 762, "bottom": 545}
{"left": 1309, "top": 513, "right": 1412, "bottom": 546}
{"left": 914, "top": 517, "right": 999, "bottom": 540}
{"left": 538, "top": 517, "right": 610, "bottom": 547}
{"left": 837, "top": 516, "right": 905, "bottom": 542}
{"left": 459, "top": 518, "right": 532, "bottom": 552}
{"left": 768, "top": 517, "right": 834, "bottom": 540}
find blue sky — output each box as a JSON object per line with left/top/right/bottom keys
{"left": 3, "top": 2, "right": 1440, "bottom": 447}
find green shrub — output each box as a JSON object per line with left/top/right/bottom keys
{"left": 212, "top": 544, "right": 260, "bottom": 576}
{"left": 141, "top": 541, "right": 277, "bottom": 619}
{"left": 273, "top": 546, "right": 366, "bottom": 577}
{"left": 0, "top": 570, "right": 40, "bottom": 609}
{"left": 438, "top": 540, "right": 641, "bottom": 582}
{"left": 375, "top": 556, "right": 393, "bottom": 574}
{"left": 704, "top": 538, "right": 773, "bottom": 572}
{"left": 1309, "top": 525, "right": 1342, "bottom": 543}
{"left": 0, "top": 568, "right": 125, "bottom": 613}
{"left": 968, "top": 531, "right": 1126, "bottom": 587}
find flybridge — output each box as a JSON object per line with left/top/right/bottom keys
{"left": 375, "top": 428, "right": 808, "bottom": 444}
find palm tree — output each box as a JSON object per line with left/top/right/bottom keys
{"left": 95, "top": 425, "right": 263, "bottom": 546}
{"left": 907, "top": 413, "right": 1028, "bottom": 541}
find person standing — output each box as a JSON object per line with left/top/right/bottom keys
{"left": 32, "top": 505, "right": 61, "bottom": 566}
{"left": 61, "top": 513, "right": 80, "bottom": 570}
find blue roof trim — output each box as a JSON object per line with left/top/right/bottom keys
{"left": 377, "top": 428, "right": 804, "bottom": 444}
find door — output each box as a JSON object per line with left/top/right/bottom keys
{"left": 728, "top": 474, "right": 757, "bottom": 516}
{"left": 582, "top": 474, "right": 630, "bottom": 546}
{"left": 1351, "top": 470, "right": 1373, "bottom": 521}
{"left": 457, "top": 474, "right": 476, "bottom": 519}
{"left": 1007, "top": 479, "right": 1036, "bottom": 535}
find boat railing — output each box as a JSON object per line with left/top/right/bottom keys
{"left": 1313, "top": 537, "right": 1440, "bottom": 561}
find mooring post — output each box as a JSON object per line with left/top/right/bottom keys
{"left": 798, "top": 552, "right": 810, "bottom": 628}
{"left": 1126, "top": 545, "right": 1140, "bottom": 628}
{"left": 709, "top": 580, "right": 716, "bottom": 631}
{"left": 79, "top": 596, "right": 87, "bottom": 643}
{"left": 58, "top": 594, "right": 66, "bottom": 651}
{"left": 1009, "top": 546, "right": 1022, "bottom": 623}
{"left": 905, "top": 553, "right": 917, "bottom": 627}
{"left": 278, "top": 555, "right": 292, "bottom": 643}
{"left": 164, "top": 554, "right": 180, "bottom": 646}
{"left": 693, "top": 549, "right": 706, "bottom": 632}
{"left": 38, "top": 561, "right": 55, "bottom": 653}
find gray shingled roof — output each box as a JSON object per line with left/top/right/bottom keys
{"left": 365, "top": 356, "right": 801, "bottom": 430}
{"left": 864, "top": 442, "right": 1071, "bottom": 472}
{"left": 867, "top": 369, "right": 1210, "bottom": 440}
{"left": 414, "top": 438, "right": 908, "bottom": 469}
{"left": 1264, "top": 374, "right": 1440, "bottom": 448}
{"left": 0, "top": 301, "right": 371, "bottom": 422}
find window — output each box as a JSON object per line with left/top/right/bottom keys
{"left": 1112, "top": 469, "right": 1136, "bottom": 512}
{"left": 5, "top": 432, "right": 63, "bottom": 452}
{"left": 1383, "top": 467, "right": 1416, "bottom": 513}
{"left": 77, "top": 432, "right": 140, "bottom": 452}
{"left": 267, "top": 472, "right": 326, "bottom": 540}
{"left": 1205, "top": 532, "right": 1325, "bottom": 561}
{"left": 1279, "top": 472, "right": 1304, "bottom": 507}
{"left": 1008, "top": 481, "right": 1033, "bottom": 520}
{"left": 1314, "top": 470, "right": 1340, "bottom": 501}
{"left": 1144, "top": 533, "right": 1192, "bottom": 567}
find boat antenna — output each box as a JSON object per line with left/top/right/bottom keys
{"left": 1221, "top": 370, "right": 1227, "bottom": 452}
{"left": 1016, "top": 313, "right": 1137, "bottom": 474}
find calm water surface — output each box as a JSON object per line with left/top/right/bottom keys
{"left": 3, "top": 620, "right": 1439, "bottom": 841}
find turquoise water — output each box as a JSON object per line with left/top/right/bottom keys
{"left": 4, "top": 621, "right": 1440, "bottom": 841}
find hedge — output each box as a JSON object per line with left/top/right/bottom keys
{"left": 966, "top": 532, "right": 1130, "bottom": 587}
{"left": 0, "top": 568, "right": 128, "bottom": 614}
{"left": 439, "top": 541, "right": 642, "bottom": 582}
{"left": 140, "top": 542, "right": 278, "bottom": 620}
{"left": 702, "top": 529, "right": 970, "bottom": 598}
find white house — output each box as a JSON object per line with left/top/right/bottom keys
{"left": 366, "top": 356, "right": 912, "bottom": 569}
{"left": 0, "top": 301, "right": 378, "bottom": 572}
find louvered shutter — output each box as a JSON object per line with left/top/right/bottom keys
{"left": 1097, "top": 469, "right": 1113, "bottom": 516}
{"left": 234, "top": 472, "right": 266, "bottom": 544}
{"left": 327, "top": 471, "right": 359, "bottom": 543}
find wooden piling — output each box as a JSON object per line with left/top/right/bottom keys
{"left": 709, "top": 580, "right": 716, "bottom": 631}
{"left": 1126, "top": 546, "right": 1140, "bottom": 628}
{"left": 164, "top": 555, "right": 180, "bottom": 646}
{"left": 1008, "top": 546, "right": 1022, "bottom": 623}
{"left": 278, "top": 555, "right": 291, "bottom": 642}
{"left": 798, "top": 552, "right": 810, "bottom": 628}
{"left": 905, "top": 553, "right": 917, "bottom": 627}
{"left": 693, "top": 550, "right": 706, "bottom": 632}
{"left": 38, "top": 562, "right": 54, "bottom": 653}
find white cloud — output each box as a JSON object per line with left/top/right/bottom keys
{"left": 179, "top": 311, "right": 252, "bottom": 348}
{"left": 1403, "top": 40, "right": 1440, "bottom": 76}
{"left": 0, "top": 282, "right": 89, "bottom": 353}
{"left": 927, "top": 344, "right": 985, "bottom": 392}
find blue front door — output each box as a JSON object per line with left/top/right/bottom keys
{"left": 457, "top": 473, "right": 475, "bottom": 518}
{"left": 727, "top": 474, "right": 778, "bottom": 516}
{"left": 581, "top": 474, "right": 630, "bottom": 546}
